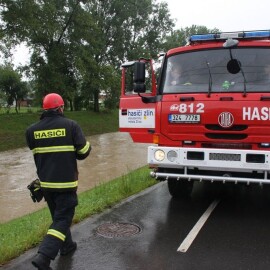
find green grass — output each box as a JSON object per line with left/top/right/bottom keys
{"left": 0, "top": 109, "right": 119, "bottom": 152}
{"left": 0, "top": 166, "right": 157, "bottom": 265}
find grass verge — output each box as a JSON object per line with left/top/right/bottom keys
{"left": 0, "top": 110, "right": 119, "bottom": 152}
{"left": 0, "top": 166, "right": 157, "bottom": 266}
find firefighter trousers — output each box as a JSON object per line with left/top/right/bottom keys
{"left": 38, "top": 190, "right": 78, "bottom": 259}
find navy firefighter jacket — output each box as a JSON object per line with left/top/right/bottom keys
{"left": 26, "top": 110, "right": 91, "bottom": 192}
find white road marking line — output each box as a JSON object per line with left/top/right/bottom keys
{"left": 177, "top": 199, "right": 220, "bottom": 253}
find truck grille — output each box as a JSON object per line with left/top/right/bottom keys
{"left": 202, "top": 143, "right": 252, "bottom": 149}
{"left": 205, "top": 133, "right": 247, "bottom": 140}
{"left": 186, "top": 152, "right": 266, "bottom": 163}
{"left": 205, "top": 125, "right": 248, "bottom": 131}
{"left": 209, "top": 153, "right": 241, "bottom": 161}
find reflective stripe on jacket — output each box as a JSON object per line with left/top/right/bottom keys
{"left": 32, "top": 145, "right": 75, "bottom": 154}
{"left": 40, "top": 180, "right": 78, "bottom": 189}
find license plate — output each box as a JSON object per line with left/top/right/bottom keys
{"left": 168, "top": 114, "right": 200, "bottom": 123}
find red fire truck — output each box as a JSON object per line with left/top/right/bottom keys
{"left": 119, "top": 30, "right": 270, "bottom": 198}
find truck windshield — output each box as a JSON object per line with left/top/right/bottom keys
{"left": 161, "top": 48, "right": 270, "bottom": 94}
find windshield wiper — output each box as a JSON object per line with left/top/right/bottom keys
{"left": 206, "top": 61, "right": 212, "bottom": 97}
{"left": 237, "top": 60, "right": 247, "bottom": 97}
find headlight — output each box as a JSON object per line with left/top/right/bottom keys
{"left": 167, "top": 150, "right": 178, "bottom": 162}
{"left": 154, "top": 150, "right": 165, "bottom": 161}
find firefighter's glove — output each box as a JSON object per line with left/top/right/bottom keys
{"left": 27, "top": 179, "right": 43, "bottom": 203}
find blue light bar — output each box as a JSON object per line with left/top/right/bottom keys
{"left": 244, "top": 31, "right": 270, "bottom": 38}
{"left": 189, "top": 30, "right": 270, "bottom": 42}
{"left": 189, "top": 34, "right": 219, "bottom": 41}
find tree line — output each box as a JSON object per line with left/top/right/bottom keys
{"left": 0, "top": 0, "right": 219, "bottom": 113}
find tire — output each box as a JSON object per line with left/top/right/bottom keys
{"left": 167, "top": 178, "right": 194, "bottom": 198}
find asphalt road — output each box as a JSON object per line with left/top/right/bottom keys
{"left": 3, "top": 181, "right": 270, "bottom": 270}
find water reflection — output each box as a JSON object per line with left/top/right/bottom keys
{"left": 0, "top": 132, "right": 149, "bottom": 223}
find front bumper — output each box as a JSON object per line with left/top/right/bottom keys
{"left": 148, "top": 146, "right": 270, "bottom": 184}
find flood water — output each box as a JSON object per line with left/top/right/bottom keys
{"left": 0, "top": 132, "right": 150, "bottom": 224}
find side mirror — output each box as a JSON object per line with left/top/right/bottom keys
{"left": 133, "top": 62, "right": 146, "bottom": 93}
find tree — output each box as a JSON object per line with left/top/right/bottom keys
{"left": 78, "top": 0, "right": 174, "bottom": 111}
{"left": 84, "top": 0, "right": 174, "bottom": 63}
{"left": 0, "top": 66, "right": 28, "bottom": 113}
{"left": 0, "top": 0, "right": 91, "bottom": 109}
{"left": 0, "top": 0, "right": 175, "bottom": 111}
{"left": 162, "top": 25, "right": 221, "bottom": 52}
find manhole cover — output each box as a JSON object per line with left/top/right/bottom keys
{"left": 96, "top": 222, "right": 141, "bottom": 238}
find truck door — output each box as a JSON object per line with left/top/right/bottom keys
{"left": 119, "top": 60, "right": 157, "bottom": 143}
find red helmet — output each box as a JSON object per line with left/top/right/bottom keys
{"left": 43, "top": 93, "right": 64, "bottom": 110}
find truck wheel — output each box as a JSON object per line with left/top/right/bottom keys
{"left": 167, "top": 179, "right": 193, "bottom": 198}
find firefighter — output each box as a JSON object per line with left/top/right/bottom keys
{"left": 167, "top": 61, "right": 191, "bottom": 88}
{"left": 26, "top": 93, "right": 91, "bottom": 270}
{"left": 170, "top": 64, "right": 183, "bottom": 85}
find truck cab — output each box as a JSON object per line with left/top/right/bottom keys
{"left": 119, "top": 30, "right": 270, "bottom": 198}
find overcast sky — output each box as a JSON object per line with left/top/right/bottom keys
{"left": 165, "top": 0, "right": 270, "bottom": 31}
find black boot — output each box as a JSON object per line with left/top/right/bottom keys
{"left": 60, "top": 241, "right": 77, "bottom": 256}
{"left": 32, "top": 253, "right": 52, "bottom": 270}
